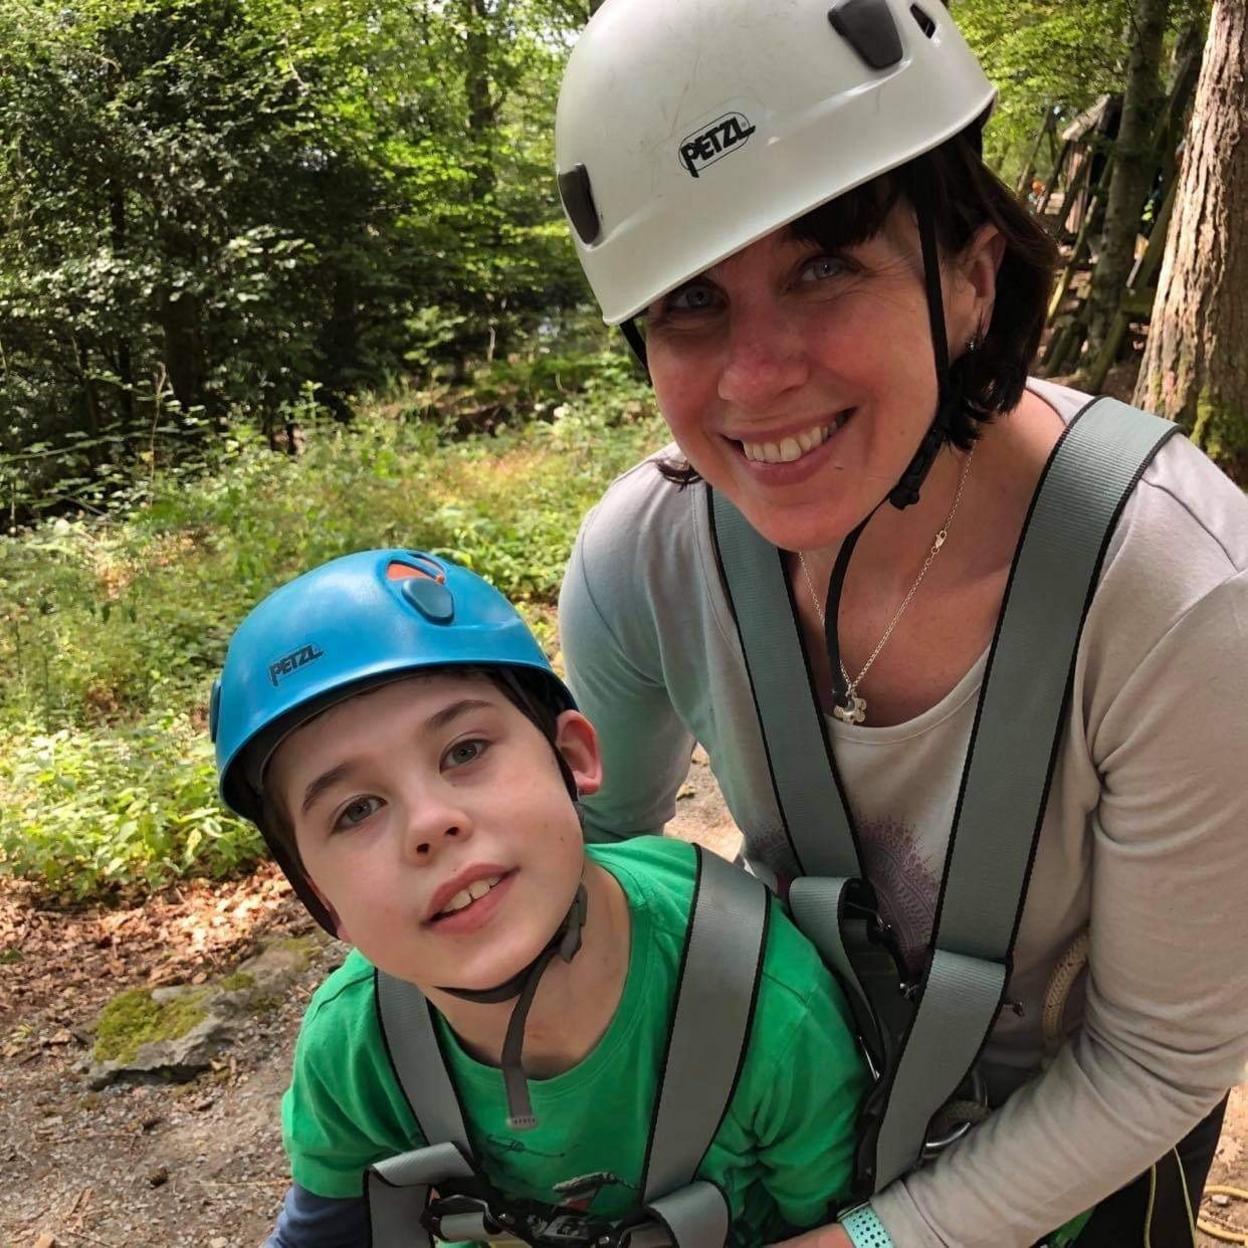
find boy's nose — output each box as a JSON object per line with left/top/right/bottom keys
{"left": 401, "top": 798, "right": 472, "bottom": 863}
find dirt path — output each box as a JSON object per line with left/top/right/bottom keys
{"left": 2, "top": 754, "right": 1244, "bottom": 1247}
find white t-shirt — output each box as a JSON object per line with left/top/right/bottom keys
{"left": 559, "top": 380, "right": 1248, "bottom": 1246}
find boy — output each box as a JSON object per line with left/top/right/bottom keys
{"left": 211, "top": 549, "right": 867, "bottom": 1248}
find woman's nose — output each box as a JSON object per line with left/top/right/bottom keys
{"left": 717, "top": 312, "right": 809, "bottom": 410}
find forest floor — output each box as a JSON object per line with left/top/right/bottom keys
{"left": 1, "top": 753, "right": 1244, "bottom": 1248}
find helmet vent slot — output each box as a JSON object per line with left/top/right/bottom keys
{"left": 910, "top": 4, "right": 936, "bottom": 38}
{"left": 827, "top": 0, "right": 903, "bottom": 70}
{"left": 558, "top": 164, "right": 601, "bottom": 246}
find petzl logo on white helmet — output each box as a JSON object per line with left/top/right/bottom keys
{"left": 679, "top": 112, "right": 757, "bottom": 179}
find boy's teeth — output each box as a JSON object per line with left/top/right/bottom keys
{"left": 439, "top": 875, "right": 502, "bottom": 917}
{"left": 741, "top": 420, "right": 838, "bottom": 465}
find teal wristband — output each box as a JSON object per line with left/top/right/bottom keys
{"left": 840, "top": 1204, "right": 894, "bottom": 1248}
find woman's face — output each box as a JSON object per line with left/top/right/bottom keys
{"left": 643, "top": 205, "right": 995, "bottom": 553}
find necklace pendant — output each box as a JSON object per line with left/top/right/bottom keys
{"left": 832, "top": 692, "right": 867, "bottom": 725}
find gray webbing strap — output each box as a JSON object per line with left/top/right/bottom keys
{"left": 642, "top": 846, "right": 770, "bottom": 1207}
{"left": 709, "top": 491, "right": 861, "bottom": 878}
{"left": 870, "top": 399, "right": 1178, "bottom": 1186}
{"left": 367, "top": 1140, "right": 475, "bottom": 1248}
{"left": 641, "top": 1181, "right": 731, "bottom": 1248}
{"left": 372, "top": 971, "right": 475, "bottom": 1247}
{"left": 938, "top": 400, "right": 1177, "bottom": 953}
{"left": 377, "top": 969, "right": 472, "bottom": 1151}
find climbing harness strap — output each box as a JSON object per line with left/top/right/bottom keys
{"left": 366, "top": 845, "right": 770, "bottom": 1248}
{"left": 709, "top": 397, "right": 1179, "bottom": 1195}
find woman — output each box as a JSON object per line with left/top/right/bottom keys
{"left": 554, "top": 1, "right": 1248, "bottom": 1245}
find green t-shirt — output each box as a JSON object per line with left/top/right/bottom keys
{"left": 283, "top": 837, "right": 868, "bottom": 1246}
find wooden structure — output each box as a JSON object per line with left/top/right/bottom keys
{"left": 1036, "top": 43, "right": 1203, "bottom": 387}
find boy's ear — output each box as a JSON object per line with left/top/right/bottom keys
{"left": 553, "top": 710, "right": 603, "bottom": 797}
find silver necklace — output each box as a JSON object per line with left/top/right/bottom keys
{"left": 798, "top": 447, "right": 975, "bottom": 725}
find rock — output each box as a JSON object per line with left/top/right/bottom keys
{"left": 232, "top": 935, "right": 321, "bottom": 992}
{"left": 34, "top": 1233, "right": 56, "bottom": 1248}
{"left": 1211, "top": 1192, "right": 1231, "bottom": 1207}
{"left": 83, "top": 935, "right": 320, "bottom": 1088}
{"left": 86, "top": 1011, "right": 241, "bottom": 1089}
{"left": 147, "top": 1165, "right": 169, "bottom": 1188}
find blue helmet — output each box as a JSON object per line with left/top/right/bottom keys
{"left": 211, "top": 547, "right": 574, "bottom": 830}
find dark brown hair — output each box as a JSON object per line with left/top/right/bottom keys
{"left": 653, "top": 126, "right": 1057, "bottom": 485}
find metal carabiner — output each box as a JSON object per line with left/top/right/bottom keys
{"left": 920, "top": 1066, "right": 990, "bottom": 1161}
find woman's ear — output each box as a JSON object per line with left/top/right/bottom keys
{"left": 962, "top": 222, "right": 1006, "bottom": 319}
{"left": 553, "top": 710, "right": 604, "bottom": 798}
{"left": 948, "top": 223, "right": 1004, "bottom": 350}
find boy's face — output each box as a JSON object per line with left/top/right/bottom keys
{"left": 267, "top": 672, "right": 601, "bottom": 992}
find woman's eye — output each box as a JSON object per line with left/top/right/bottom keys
{"left": 799, "top": 255, "right": 846, "bottom": 284}
{"left": 665, "top": 281, "right": 719, "bottom": 313}
{"left": 336, "top": 796, "right": 382, "bottom": 830}
{"left": 444, "top": 739, "right": 487, "bottom": 769}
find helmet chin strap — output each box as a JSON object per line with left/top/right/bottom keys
{"left": 825, "top": 191, "right": 964, "bottom": 707}
{"left": 438, "top": 882, "right": 589, "bottom": 1130}
{"left": 889, "top": 194, "right": 959, "bottom": 510}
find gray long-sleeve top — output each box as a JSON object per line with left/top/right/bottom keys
{"left": 558, "top": 380, "right": 1248, "bottom": 1247}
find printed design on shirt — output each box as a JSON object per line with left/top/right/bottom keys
{"left": 486, "top": 1133, "right": 568, "bottom": 1159}
{"left": 856, "top": 818, "right": 938, "bottom": 978}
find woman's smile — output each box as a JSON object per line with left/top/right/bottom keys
{"left": 736, "top": 409, "right": 854, "bottom": 466}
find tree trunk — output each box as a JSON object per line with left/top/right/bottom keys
{"left": 1078, "top": 0, "right": 1170, "bottom": 379}
{"left": 109, "top": 185, "right": 136, "bottom": 427}
{"left": 160, "top": 287, "right": 205, "bottom": 420}
{"left": 1134, "top": 0, "right": 1248, "bottom": 475}
{"left": 463, "top": 0, "right": 498, "bottom": 201}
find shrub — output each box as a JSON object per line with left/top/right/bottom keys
{"left": 0, "top": 365, "right": 665, "bottom": 897}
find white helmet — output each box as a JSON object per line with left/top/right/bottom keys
{"left": 556, "top": 0, "right": 996, "bottom": 325}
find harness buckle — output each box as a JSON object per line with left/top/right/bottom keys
{"left": 920, "top": 1066, "right": 990, "bottom": 1160}
{"left": 425, "top": 1187, "right": 626, "bottom": 1248}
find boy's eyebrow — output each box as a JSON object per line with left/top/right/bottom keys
{"left": 301, "top": 763, "right": 351, "bottom": 816}
{"left": 425, "top": 697, "right": 495, "bottom": 734}
{"left": 298, "top": 697, "right": 497, "bottom": 815}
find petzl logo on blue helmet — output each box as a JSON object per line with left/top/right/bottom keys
{"left": 268, "top": 643, "right": 325, "bottom": 687}
{"left": 679, "top": 112, "right": 756, "bottom": 179}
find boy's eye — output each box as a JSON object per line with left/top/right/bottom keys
{"left": 444, "top": 739, "right": 487, "bottom": 769}
{"left": 336, "top": 796, "right": 382, "bottom": 830}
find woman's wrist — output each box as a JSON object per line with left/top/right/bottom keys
{"left": 838, "top": 1204, "right": 894, "bottom": 1248}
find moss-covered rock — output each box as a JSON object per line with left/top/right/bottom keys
{"left": 93, "top": 987, "right": 210, "bottom": 1064}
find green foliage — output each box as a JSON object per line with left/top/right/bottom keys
{"left": 0, "top": 714, "right": 264, "bottom": 899}
{"left": 0, "top": 361, "right": 663, "bottom": 899}
{"left": 958, "top": 0, "right": 1210, "bottom": 183}
{"left": 0, "top": 0, "right": 589, "bottom": 521}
